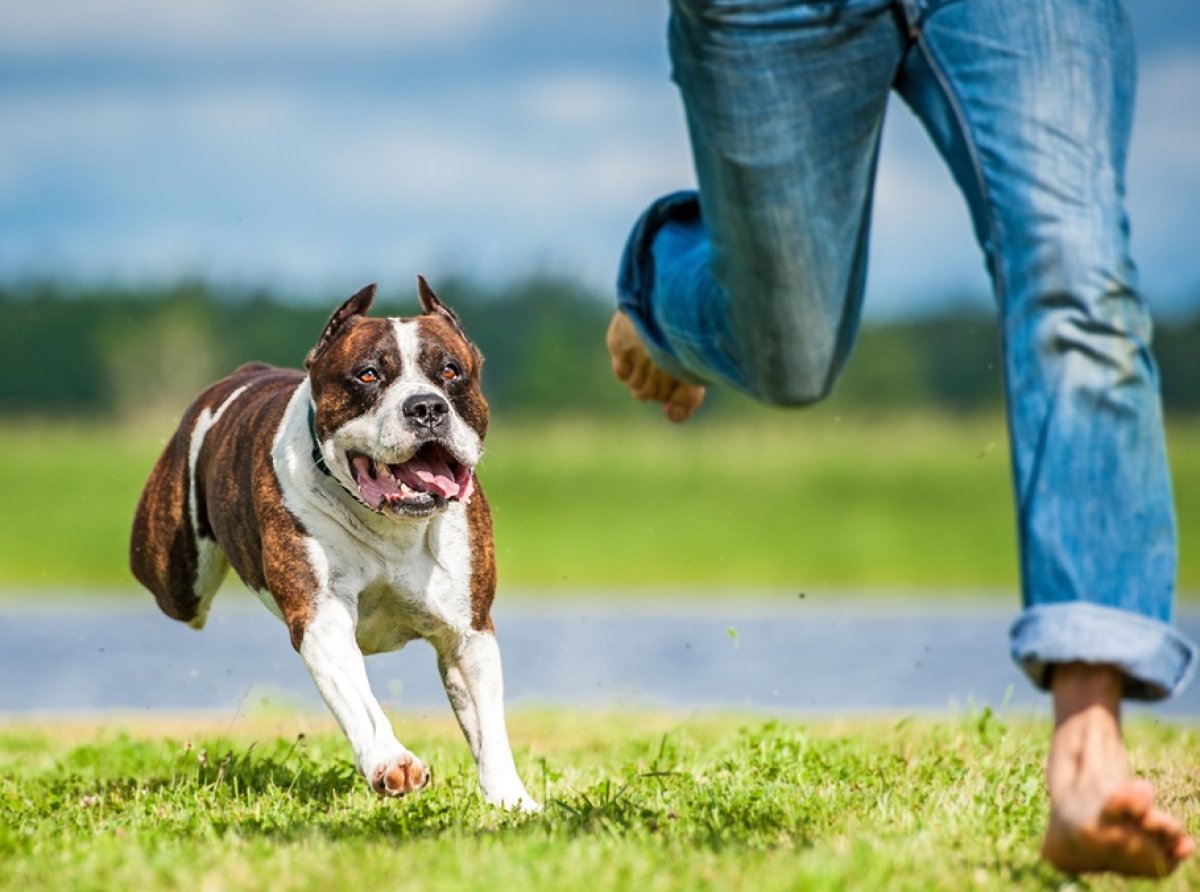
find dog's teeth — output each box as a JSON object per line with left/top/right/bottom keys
{"left": 377, "top": 462, "right": 394, "bottom": 480}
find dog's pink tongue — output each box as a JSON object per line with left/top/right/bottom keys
{"left": 400, "top": 456, "right": 460, "bottom": 499}
{"left": 351, "top": 455, "right": 394, "bottom": 507}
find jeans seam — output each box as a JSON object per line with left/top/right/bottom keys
{"left": 909, "top": 34, "right": 1005, "bottom": 307}
{"left": 912, "top": 30, "right": 1035, "bottom": 597}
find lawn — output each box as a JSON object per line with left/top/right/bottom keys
{"left": 1, "top": 711, "right": 1196, "bottom": 890}
{"left": 2, "top": 411, "right": 1198, "bottom": 593}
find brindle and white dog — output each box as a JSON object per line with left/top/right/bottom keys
{"left": 130, "top": 279, "right": 538, "bottom": 810}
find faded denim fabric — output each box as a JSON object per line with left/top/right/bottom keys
{"left": 618, "top": 0, "right": 1195, "bottom": 700}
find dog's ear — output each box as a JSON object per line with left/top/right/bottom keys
{"left": 306, "top": 283, "right": 376, "bottom": 369}
{"left": 417, "top": 275, "right": 475, "bottom": 350}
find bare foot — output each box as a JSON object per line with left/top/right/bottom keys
{"left": 1041, "top": 663, "right": 1195, "bottom": 877}
{"left": 606, "top": 311, "right": 706, "bottom": 423}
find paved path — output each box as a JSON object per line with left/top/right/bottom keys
{"left": 3, "top": 595, "right": 1198, "bottom": 717}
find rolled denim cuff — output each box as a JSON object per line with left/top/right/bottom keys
{"left": 616, "top": 190, "right": 709, "bottom": 386}
{"left": 1010, "top": 602, "right": 1197, "bottom": 701}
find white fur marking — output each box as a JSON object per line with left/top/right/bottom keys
{"left": 260, "top": 326, "right": 531, "bottom": 808}
{"left": 300, "top": 595, "right": 420, "bottom": 786}
{"left": 184, "top": 383, "right": 249, "bottom": 627}
{"left": 393, "top": 318, "right": 424, "bottom": 386}
{"left": 437, "top": 632, "right": 539, "bottom": 811}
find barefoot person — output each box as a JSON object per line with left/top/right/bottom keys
{"left": 610, "top": 0, "right": 1195, "bottom": 877}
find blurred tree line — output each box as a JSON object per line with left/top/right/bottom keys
{"left": 2, "top": 278, "right": 1197, "bottom": 420}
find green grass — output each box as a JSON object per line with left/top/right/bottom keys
{"left": 1, "top": 711, "right": 1197, "bottom": 890}
{"left": 2, "top": 411, "right": 1198, "bottom": 593}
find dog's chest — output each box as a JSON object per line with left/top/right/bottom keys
{"left": 353, "top": 576, "right": 466, "bottom": 655}
{"left": 269, "top": 376, "right": 483, "bottom": 655}
{"left": 335, "top": 510, "right": 476, "bottom": 655}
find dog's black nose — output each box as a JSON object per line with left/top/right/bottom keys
{"left": 403, "top": 393, "right": 450, "bottom": 430}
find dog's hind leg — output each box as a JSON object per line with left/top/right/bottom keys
{"left": 186, "top": 534, "right": 230, "bottom": 629}
{"left": 131, "top": 386, "right": 244, "bottom": 626}
{"left": 131, "top": 428, "right": 206, "bottom": 622}
{"left": 131, "top": 431, "right": 231, "bottom": 626}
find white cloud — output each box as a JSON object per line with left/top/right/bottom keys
{"left": 1129, "top": 54, "right": 1200, "bottom": 204}
{"left": 1132, "top": 55, "right": 1200, "bottom": 168}
{"left": 1126, "top": 53, "right": 1200, "bottom": 303}
{"left": 517, "top": 74, "right": 654, "bottom": 128}
{"left": 320, "top": 73, "right": 691, "bottom": 213}
{"left": 0, "top": 0, "right": 508, "bottom": 54}
{"left": 0, "top": 66, "right": 693, "bottom": 290}
{"left": 1, "top": 3, "right": 1196, "bottom": 309}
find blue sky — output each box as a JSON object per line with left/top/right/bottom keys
{"left": 2, "top": 0, "right": 1198, "bottom": 317}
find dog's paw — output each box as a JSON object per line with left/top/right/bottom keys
{"left": 484, "top": 785, "right": 541, "bottom": 813}
{"left": 367, "top": 752, "right": 430, "bottom": 798}
{"left": 508, "top": 795, "right": 542, "bottom": 814}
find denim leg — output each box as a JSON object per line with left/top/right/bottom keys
{"left": 896, "top": 0, "right": 1194, "bottom": 699}
{"left": 618, "top": 0, "right": 902, "bottom": 404}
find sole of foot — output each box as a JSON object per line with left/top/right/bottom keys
{"left": 605, "top": 311, "right": 706, "bottom": 423}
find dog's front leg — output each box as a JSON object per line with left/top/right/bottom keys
{"left": 436, "top": 630, "right": 540, "bottom": 812}
{"left": 299, "top": 597, "right": 430, "bottom": 797}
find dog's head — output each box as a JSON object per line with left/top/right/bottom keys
{"left": 305, "top": 278, "right": 487, "bottom": 519}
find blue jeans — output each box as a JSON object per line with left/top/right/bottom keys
{"left": 619, "top": 0, "right": 1195, "bottom": 700}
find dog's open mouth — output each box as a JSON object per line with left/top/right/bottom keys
{"left": 348, "top": 442, "right": 475, "bottom": 514}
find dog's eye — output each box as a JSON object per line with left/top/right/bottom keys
{"left": 441, "top": 362, "right": 461, "bottom": 382}
{"left": 357, "top": 368, "right": 379, "bottom": 384}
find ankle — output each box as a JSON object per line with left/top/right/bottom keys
{"left": 1051, "top": 663, "right": 1123, "bottom": 728}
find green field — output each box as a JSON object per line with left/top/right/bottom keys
{"left": 2, "top": 411, "right": 1198, "bottom": 594}
{"left": 1, "top": 711, "right": 1196, "bottom": 890}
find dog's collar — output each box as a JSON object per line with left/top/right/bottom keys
{"left": 308, "top": 401, "right": 333, "bottom": 478}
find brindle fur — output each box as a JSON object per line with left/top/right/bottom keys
{"left": 130, "top": 289, "right": 494, "bottom": 648}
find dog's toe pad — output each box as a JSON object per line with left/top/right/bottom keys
{"left": 371, "top": 755, "right": 430, "bottom": 797}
